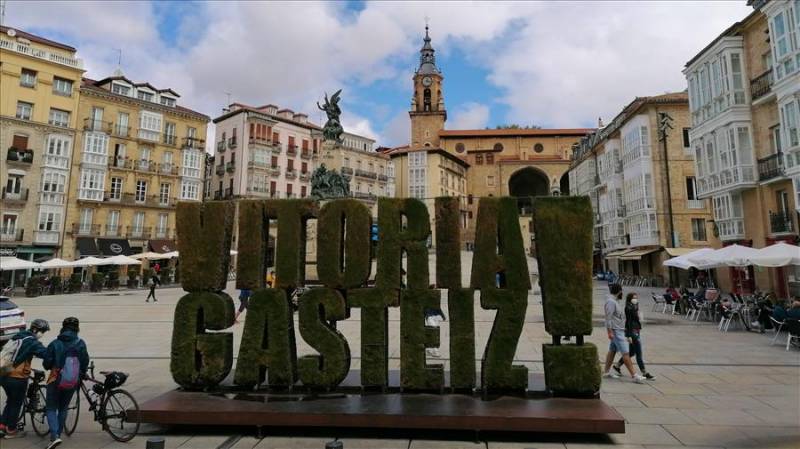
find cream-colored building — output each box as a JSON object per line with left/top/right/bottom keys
{"left": 62, "top": 75, "right": 209, "bottom": 260}
{"left": 684, "top": 4, "right": 799, "bottom": 297}
{"left": 570, "top": 93, "right": 717, "bottom": 283}
{"left": 0, "top": 26, "right": 83, "bottom": 285}
{"left": 394, "top": 26, "right": 590, "bottom": 249}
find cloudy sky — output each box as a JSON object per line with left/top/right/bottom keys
{"left": 7, "top": 0, "right": 752, "bottom": 147}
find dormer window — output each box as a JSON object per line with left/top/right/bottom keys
{"left": 137, "top": 91, "right": 154, "bottom": 102}
{"left": 111, "top": 83, "right": 130, "bottom": 96}
{"left": 160, "top": 97, "right": 176, "bottom": 107}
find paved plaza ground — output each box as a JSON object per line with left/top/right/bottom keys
{"left": 2, "top": 261, "right": 798, "bottom": 449}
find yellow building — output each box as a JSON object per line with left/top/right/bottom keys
{"left": 62, "top": 74, "right": 209, "bottom": 261}
{"left": 570, "top": 93, "right": 718, "bottom": 284}
{"left": 395, "top": 26, "right": 590, "bottom": 249}
{"left": 0, "top": 26, "right": 83, "bottom": 285}
{"left": 684, "top": 4, "right": 800, "bottom": 297}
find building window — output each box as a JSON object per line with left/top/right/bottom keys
{"left": 486, "top": 154, "right": 494, "bottom": 164}
{"left": 271, "top": 156, "right": 278, "bottom": 168}
{"left": 475, "top": 154, "right": 483, "bottom": 165}
{"left": 38, "top": 207, "right": 61, "bottom": 232}
{"left": 20, "top": 68, "right": 36, "bottom": 87}
{"left": 180, "top": 180, "right": 200, "bottom": 201}
{"left": 78, "top": 169, "right": 105, "bottom": 200}
{"left": 493, "top": 143, "right": 504, "bottom": 152}
{"left": 301, "top": 186, "right": 307, "bottom": 198}
{"left": 107, "top": 211, "right": 120, "bottom": 236}
{"left": 487, "top": 175, "right": 495, "bottom": 187}
{"left": 135, "top": 180, "right": 147, "bottom": 203}
{"left": 52, "top": 77, "right": 73, "bottom": 96}
{"left": 287, "top": 184, "right": 293, "bottom": 197}
{"left": 160, "top": 183, "right": 171, "bottom": 205}
{"left": 534, "top": 143, "right": 544, "bottom": 153}
{"left": 692, "top": 218, "right": 707, "bottom": 241}
{"left": 111, "top": 83, "right": 130, "bottom": 96}
{"left": 301, "top": 162, "right": 308, "bottom": 173}
{"left": 48, "top": 108, "right": 70, "bottom": 127}
{"left": 160, "top": 97, "right": 176, "bottom": 107}
{"left": 686, "top": 177, "right": 698, "bottom": 200}
{"left": 110, "top": 177, "right": 122, "bottom": 200}
{"left": 79, "top": 208, "right": 94, "bottom": 233}
{"left": 455, "top": 143, "right": 465, "bottom": 153}
{"left": 344, "top": 157, "right": 350, "bottom": 167}
{"left": 157, "top": 213, "right": 168, "bottom": 237}
{"left": 16, "top": 101, "right": 33, "bottom": 120}
{"left": 780, "top": 99, "right": 799, "bottom": 148}
{"left": 682, "top": 128, "right": 691, "bottom": 148}
{"left": 137, "top": 91, "right": 154, "bottom": 102}
{"left": 132, "top": 212, "right": 145, "bottom": 234}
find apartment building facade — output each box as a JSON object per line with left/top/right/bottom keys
{"left": 62, "top": 75, "right": 209, "bottom": 260}
{"left": 570, "top": 93, "right": 717, "bottom": 282}
{"left": 684, "top": 4, "right": 798, "bottom": 296}
{"left": 0, "top": 26, "right": 83, "bottom": 284}
{"left": 210, "top": 103, "right": 319, "bottom": 201}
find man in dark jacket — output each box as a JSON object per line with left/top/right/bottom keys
{"left": 43, "top": 317, "right": 89, "bottom": 449}
{"left": 0, "top": 319, "right": 49, "bottom": 438}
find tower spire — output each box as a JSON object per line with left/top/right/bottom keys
{"left": 418, "top": 21, "right": 438, "bottom": 74}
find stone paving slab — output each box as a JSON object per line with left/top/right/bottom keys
{"left": 3, "top": 279, "right": 798, "bottom": 449}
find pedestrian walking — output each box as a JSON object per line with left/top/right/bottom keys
{"left": 43, "top": 317, "right": 90, "bottom": 449}
{"left": 145, "top": 273, "right": 160, "bottom": 302}
{"left": 235, "top": 288, "right": 252, "bottom": 323}
{"left": 613, "top": 293, "right": 655, "bottom": 380}
{"left": 603, "top": 283, "right": 646, "bottom": 383}
{"left": 0, "top": 319, "right": 50, "bottom": 438}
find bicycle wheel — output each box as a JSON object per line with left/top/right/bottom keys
{"left": 30, "top": 385, "right": 49, "bottom": 437}
{"left": 101, "top": 389, "right": 140, "bottom": 442}
{"left": 63, "top": 388, "right": 80, "bottom": 436}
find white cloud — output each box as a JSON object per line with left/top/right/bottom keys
{"left": 449, "top": 102, "right": 490, "bottom": 130}
{"left": 6, "top": 0, "right": 755, "bottom": 144}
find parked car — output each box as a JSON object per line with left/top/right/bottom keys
{"left": 0, "top": 295, "right": 25, "bottom": 348}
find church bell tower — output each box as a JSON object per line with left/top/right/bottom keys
{"left": 409, "top": 25, "right": 446, "bottom": 148}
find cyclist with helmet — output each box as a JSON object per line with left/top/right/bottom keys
{"left": 0, "top": 319, "right": 50, "bottom": 439}
{"left": 43, "top": 317, "right": 89, "bottom": 449}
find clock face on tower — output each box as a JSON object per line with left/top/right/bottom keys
{"left": 422, "top": 76, "right": 432, "bottom": 87}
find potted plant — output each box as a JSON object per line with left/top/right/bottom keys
{"left": 6, "top": 146, "right": 19, "bottom": 161}
{"left": 127, "top": 267, "right": 139, "bottom": 288}
{"left": 68, "top": 273, "right": 82, "bottom": 293}
{"left": 90, "top": 273, "right": 105, "bottom": 292}
{"left": 49, "top": 275, "right": 63, "bottom": 294}
{"left": 21, "top": 150, "right": 34, "bottom": 163}
{"left": 25, "top": 275, "right": 44, "bottom": 297}
{"left": 107, "top": 268, "right": 120, "bottom": 289}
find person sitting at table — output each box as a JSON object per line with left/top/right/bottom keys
{"left": 774, "top": 298, "right": 800, "bottom": 321}
{"left": 663, "top": 286, "right": 680, "bottom": 305}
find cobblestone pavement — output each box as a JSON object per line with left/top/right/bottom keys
{"left": 2, "top": 261, "right": 798, "bottom": 448}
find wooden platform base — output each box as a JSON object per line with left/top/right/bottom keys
{"left": 133, "top": 390, "right": 624, "bottom": 434}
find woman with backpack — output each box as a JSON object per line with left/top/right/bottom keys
{"left": 43, "top": 317, "right": 90, "bottom": 449}
{"left": 145, "top": 272, "right": 160, "bottom": 303}
{"left": 0, "top": 319, "right": 50, "bottom": 439}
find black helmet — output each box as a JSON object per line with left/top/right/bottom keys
{"left": 62, "top": 316, "right": 80, "bottom": 332}
{"left": 30, "top": 319, "right": 50, "bottom": 333}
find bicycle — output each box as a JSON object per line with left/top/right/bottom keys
{"left": 14, "top": 368, "right": 50, "bottom": 437}
{"left": 63, "top": 361, "right": 140, "bottom": 442}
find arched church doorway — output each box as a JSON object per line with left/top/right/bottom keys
{"left": 508, "top": 167, "right": 550, "bottom": 214}
{"left": 559, "top": 172, "right": 570, "bottom": 196}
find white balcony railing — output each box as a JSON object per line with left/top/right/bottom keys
{"left": 34, "top": 230, "right": 60, "bottom": 244}
{"left": 687, "top": 199, "right": 705, "bottom": 209}
{"left": 696, "top": 165, "right": 756, "bottom": 198}
{"left": 0, "top": 37, "right": 83, "bottom": 68}
{"left": 42, "top": 154, "right": 70, "bottom": 169}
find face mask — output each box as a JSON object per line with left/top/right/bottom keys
{"left": 631, "top": 298, "right": 639, "bottom": 305}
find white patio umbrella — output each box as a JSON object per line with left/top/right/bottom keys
{"left": 663, "top": 248, "right": 716, "bottom": 270}
{"left": 40, "top": 258, "right": 75, "bottom": 269}
{"left": 106, "top": 255, "right": 142, "bottom": 266}
{"left": 162, "top": 251, "right": 179, "bottom": 258}
{"left": 747, "top": 242, "right": 800, "bottom": 267}
{"left": 0, "top": 257, "right": 41, "bottom": 271}
{"left": 688, "top": 244, "right": 760, "bottom": 268}
{"left": 70, "top": 256, "right": 108, "bottom": 267}
{"left": 129, "top": 251, "right": 172, "bottom": 260}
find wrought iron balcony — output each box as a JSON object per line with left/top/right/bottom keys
{"left": 127, "top": 226, "right": 151, "bottom": 239}
{"left": 159, "top": 163, "right": 178, "bottom": 175}
{"left": 72, "top": 223, "right": 100, "bottom": 236}
{"left": 163, "top": 134, "right": 177, "bottom": 146}
{"left": 750, "top": 69, "right": 774, "bottom": 102}
{"left": 183, "top": 137, "right": 205, "bottom": 149}
{"left": 134, "top": 159, "right": 154, "bottom": 172}
{"left": 216, "top": 141, "right": 226, "bottom": 153}
{"left": 341, "top": 166, "right": 354, "bottom": 175}
{"left": 83, "top": 118, "right": 111, "bottom": 132}
{"left": 285, "top": 168, "right": 297, "bottom": 179}
{"left": 105, "top": 224, "right": 121, "bottom": 237}
{"left": 355, "top": 169, "right": 377, "bottom": 179}
{"left": 215, "top": 164, "right": 225, "bottom": 176}
{"left": 224, "top": 187, "right": 233, "bottom": 198}
{"left": 300, "top": 150, "right": 312, "bottom": 159}
{"left": 7, "top": 148, "right": 34, "bottom": 163}
{"left": 757, "top": 152, "right": 785, "bottom": 182}
{"left": 2, "top": 187, "right": 29, "bottom": 203}
{"left": 108, "top": 156, "right": 132, "bottom": 169}
{"left": 286, "top": 145, "right": 298, "bottom": 156}
{"left": 377, "top": 174, "right": 389, "bottom": 182}
{"left": 769, "top": 210, "right": 795, "bottom": 235}
{"left": 112, "top": 123, "right": 130, "bottom": 137}
{"left": 228, "top": 137, "right": 237, "bottom": 149}
{"left": 226, "top": 162, "right": 236, "bottom": 173}
{"left": 213, "top": 190, "right": 223, "bottom": 200}
{"left": 0, "top": 228, "right": 24, "bottom": 242}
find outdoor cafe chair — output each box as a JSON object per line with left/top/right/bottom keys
{"left": 769, "top": 316, "right": 785, "bottom": 345}
{"left": 783, "top": 319, "right": 800, "bottom": 351}
{"left": 651, "top": 293, "right": 666, "bottom": 313}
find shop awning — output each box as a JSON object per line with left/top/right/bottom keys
{"left": 619, "top": 247, "right": 661, "bottom": 261}
{"left": 149, "top": 239, "right": 176, "bottom": 253}
{"left": 97, "top": 238, "right": 132, "bottom": 256}
{"left": 76, "top": 237, "right": 99, "bottom": 257}
{"left": 605, "top": 249, "right": 631, "bottom": 258}
{"left": 665, "top": 247, "right": 701, "bottom": 257}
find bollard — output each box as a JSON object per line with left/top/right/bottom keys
{"left": 325, "top": 439, "right": 343, "bottom": 449}
{"left": 146, "top": 437, "right": 166, "bottom": 449}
